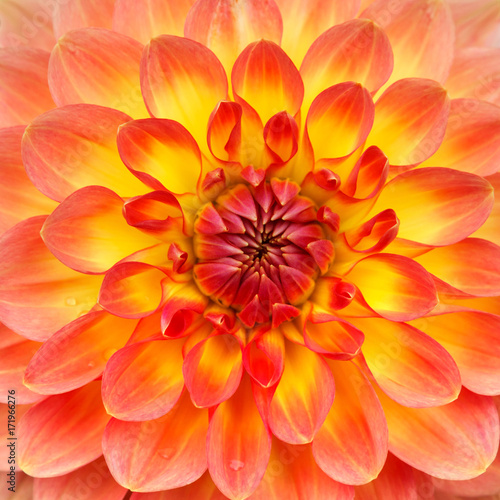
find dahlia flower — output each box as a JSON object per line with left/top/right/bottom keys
{"left": 1, "top": 0, "right": 500, "bottom": 499}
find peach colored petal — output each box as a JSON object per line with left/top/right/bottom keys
{"left": 414, "top": 311, "right": 500, "bottom": 396}
{"left": 347, "top": 254, "right": 437, "bottom": 321}
{"left": 449, "top": 0, "right": 500, "bottom": 48}
{"left": 300, "top": 19, "right": 393, "bottom": 110}
{"left": 23, "top": 104, "right": 148, "bottom": 202}
{"left": 352, "top": 318, "right": 461, "bottom": 407}
{"left": 305, "top": 82, "right": 374, "bottom": 160}
{"left": 24, "top": 311, "right": 137, "bottom": 395}
{"left": 0, "top": 48, "right": 55, "bottom": 127}
{"left": 269, "top": 340, "right": 334, "bottom": 444}
{"left": 103, "top": 391, "right": 208, "bottom": 491}
{"left": 0, "top": 126, "right": 57, "bottom": 234}
{"left": 249, "top": 439, "right": 354, "bottom": 499}
{"left": 98, "top": 262, "right": 167, "bottom": 318}
{"left": 0, "top": 323, "right": 42, "bottom": 404}
{"left": 380, "top": 387, "right": 499, "bottom": 480}
{"left": 0, "top": 0, "right": 55, "bottom": 50}
{"left": 354, "top": 453, "right": 418, "bottom": 500}
{"left": 18, "top": 381, "right": 110, "bottom": 477}
{"left": 274, "top": 0, "right": 360, "bottom": 66}
{"left": 366, "top": 78, "right": 449, "bottom": 167}
{"left": 446, "top": 48, "right": 500, "bottom": 106}
{"left": 141, "top": 35, "right": 228, "bottom": 145}
{"left": 473, "top": 173, "right": 500, "bottom": 245}
{"left": 117, "top": 118, "right": 202, "bottom": 194}
{"left": 415, "top": 238, "right": 500, "bottom": 297}
{"left": 52, "top": 0, "right": 115, "bottom": 39}
{"left": 33, "top": 457, "right": 127, "bottom": 500}
{"left": 49, "top": 28, "right": 148, "bottom": 118}
{"left": 113, "top": 0, "right": 195, "bottom": 43}
{"left": 362, "top": 0, "right": 455, "bottom": 87}
{"left": 102, "top": 338, "right": 185, "bottom": 421}
{"left": 185, "top": 0, "right": 283, "bottom": 74}
{"left": 0, "top": 404, "right": 31, "bottom": 472}
{"left": 232, "top": 40, "right": 303, "bottom": 126}
{"left": 313, "top": 360, "right": 388, "bottom": 485}
{"left": 183, "top": 333, "right": 243, "bottom": 407}
{"left": 129, "top": 472, "right": 227, "bottom": 499}
{"left": 371, "top": 168, "right": 494, "bottom": 245}
{"left": 419, "top": 98, "right": 500, "bottom": 176}
{"left": 41, "top": 186, "right": 158, "bottom": 274}
{"left": 207, "top": 373, "right": 271, "bottom": 500}
{"left": 0, "top": 216, "right": 101, "bottom": 340}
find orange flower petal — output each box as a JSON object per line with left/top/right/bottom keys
{"left": 302, "top": 309, "right": 364, "bottom": 360}
{"left": 102, "top": 338, "right": 185, "bottom": 421}
{"left": 128, "top": 472, "right": 227, "bottom": 500}
{"left": 352, "top": 318, "right": 460, "bottom": 407}
{"left": 0, "top": 48, "right": 55, "bottom": 127}
{"left": 33, "top": 456, "right": 127, "bottom": 500}
{"left": 185, "top": 0, "right": 283, "bottom": 74}
{"left": 24, "top": 311, "right": 137, "bottom": 395}
{"left": 141, "top": 35, "right": 228, "bottom": 144}
{"left": 113, "top": 0, "right": 195, "bottom": 42}
{"left": 419, "top": 98, "right": 500, "bottom": 176}
{"left": 450, "top": 0, "right": 500, "bottom": 48}
{"left": 354, "top": 453, "right": 418, "bottom": 500}
{"left": 41, "top": 186, "right": 158, "bottom": 274}
{"left": 0, "top": 323, "right": 42, "bottom": 404}
{"left": 0, "top": 0, "right": 55, "bottom": 51}
{"left": 362, "top": 0, "right": 454, "bottom": 86}
{"left": 250, "top": 439, "right": 354, "bottom": 499}
{"left": 49, "top": 28, "right": 148, "bottom": 118}
{"left": 347, "top": 254, "right": 437, "bottom": 321}
{"left": 103, "top": 391, "right": 208, "bottom": 491}
{"left": 380, "top": 387, "right": 499, "bottom": 480}
{"left": 0, "top": 216, "right": 101, "bottom": 340}
{"left": 472, "top": 173, "right": 500, "bottom": 245}
{"left": 433, "top": 447, "right": 500, "bottom": 497}
{"left": 232, "top": 40, "right": 303, "bottom": 126}
{"left": 366, "top": 79, "right": 449, "bottom": 166}
{"left": 99, "top": 262, "right": 167, "bottom": 318}
{"left": 207, "top": 373, "right": 271, "bottom": 500}
{"left": 300, "top": 19, "right": 393, "bottom": 109}
{"left": 183, "top": 333, "right": 243, "bottom": 408}
{"left": 243, "top": 328, "right": 285, "bottom": 388}
{"left": 313, "top": 360, "right": 388, "bottom": 485}
{"left": 415, "top": 311, "right": 500, "bottom": 396}
{"left": 117, "top": 118, "right": 202, "bottom": 194}
{"left": 18, "top": 381, "right": 110, "bottom": 477}
{"left": 416, "top": 238, "right": 500, "bottom": 297}
{"left": 371, "top": 168, "right": 494, "bottom": 245}
{"left": 446, "top": 48, "right": 500, "bottom": 107}
{"left": 52, "top": 0, "right": 114, "bottom": 39}
{"left": 207, "top": 100, "right": 242, "bottom": 163}
{"left": 274, "top": 0, "right": 360, "bottom": 66}
{"left": 0, "top": 126, "right": 57, "bottom": 234}
{"left": 306, "top": 82, "right": 374, "bottom": 160}
{"left": 23, "top": 104, "right": 148, "bottom": 202}
{"left": 269, "top": 341, "right": 334, "bottom": 444}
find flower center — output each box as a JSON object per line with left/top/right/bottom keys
{"left": 193, "top": 180, "right": 335, "bottom": 328}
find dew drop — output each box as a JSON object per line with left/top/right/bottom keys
{"left": 158, "top": 447, "right": 174, "bottom": 459}
{"left": 229, "top": 460, "right": 245, "bottom": 471}
{"left": 87, "top": 361, "right": 95, "bottom": 368}
{"left": 65, "top": 297, "right": 77, "bottom": 306}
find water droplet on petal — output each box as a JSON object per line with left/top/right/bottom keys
{"left": 229, "top": 459, "right": 245, "bottom": 471}
{"left": 65, "top": 297, "right": 77, "bottom": 306}
{"left": 159, "top": 447, "right": 174, "bottom": 459}
{"left": 87, "top": 361, "right": 95, "bottom": 368}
